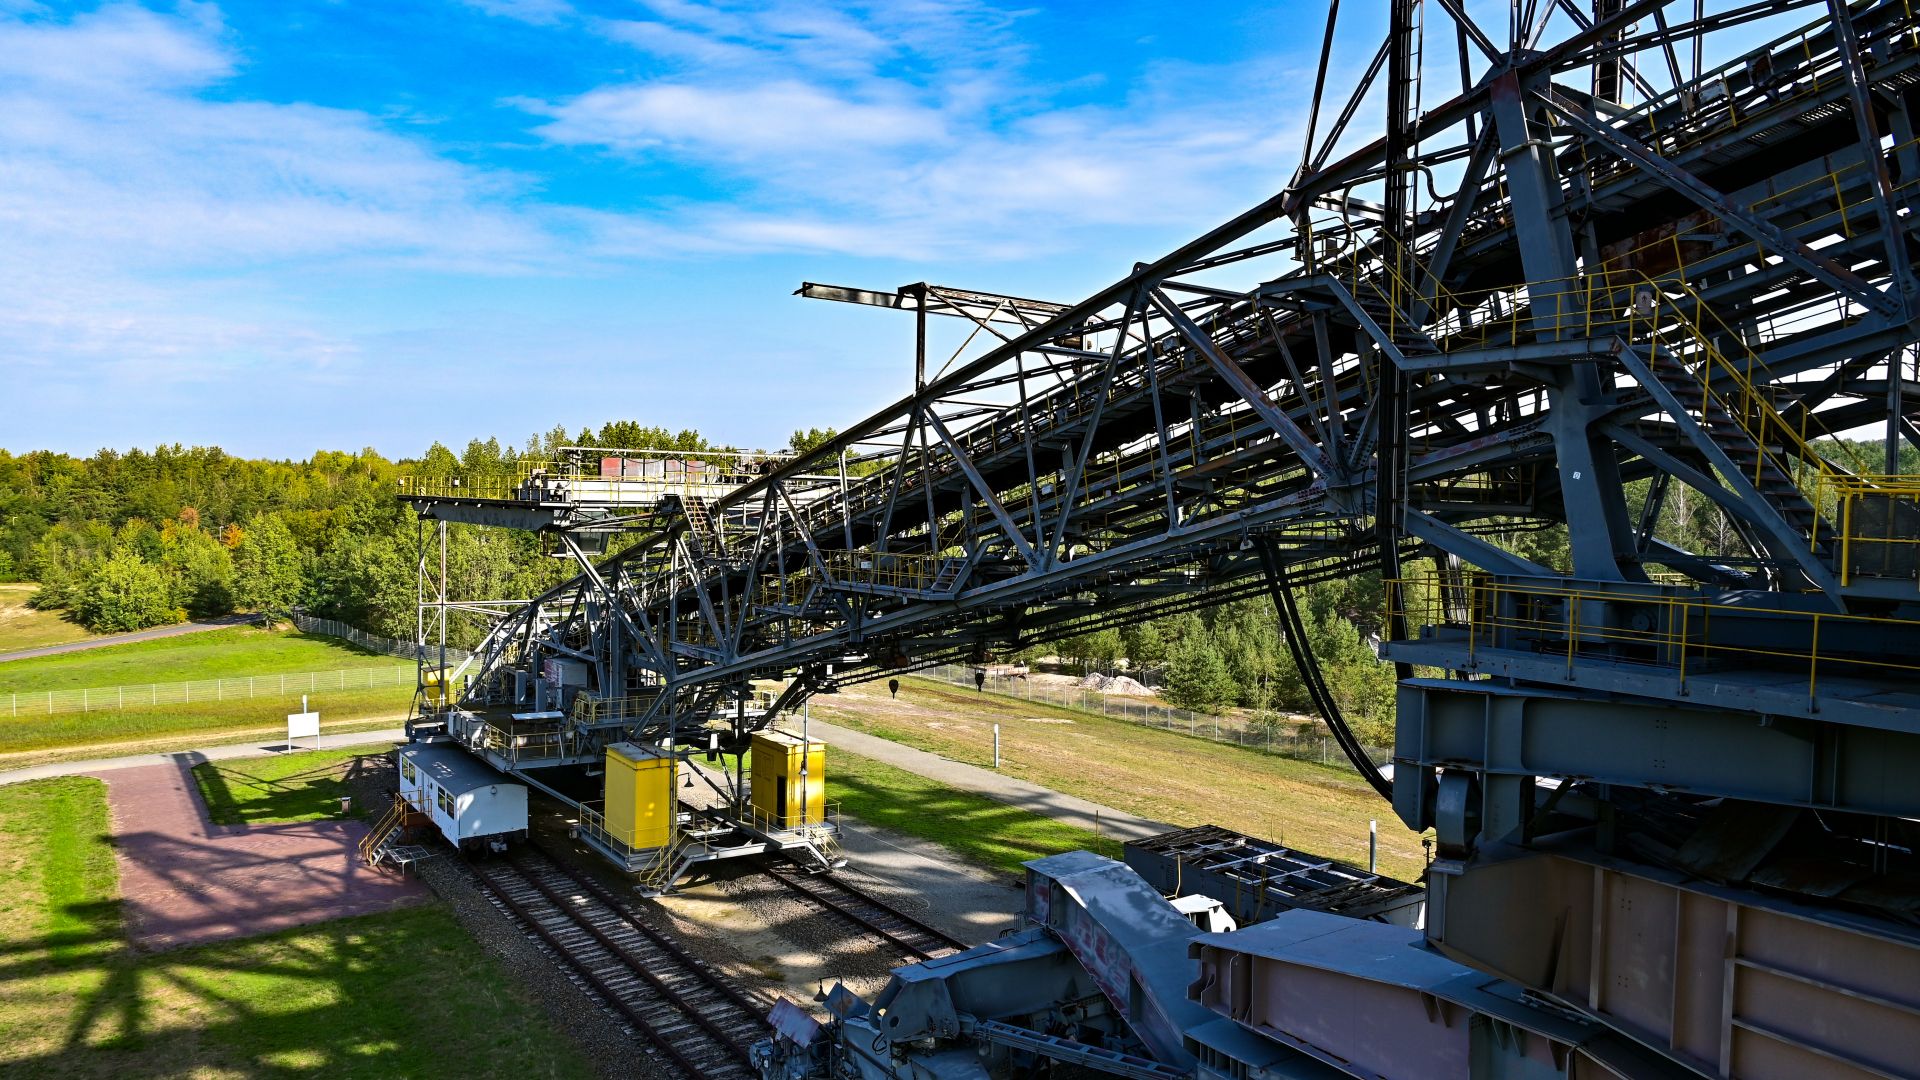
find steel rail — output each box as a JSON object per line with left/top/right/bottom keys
{"left": 761, "top": 862, "right": 969, "bottom": 961}
{"left": 468, "top": 851, "right": 765, "bottom": 1078}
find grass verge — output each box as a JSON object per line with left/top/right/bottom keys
{"left": 192, "top": 746, "right": 391, "bottom": 826}
{"left": 827, "top": 748, "right": 1121, "bottom": 877}
{"left": 0, "top": 625, "right": 395, "bottom": 695}
{"left": 0, "top": 775, "right": 592, "bottom": 1079}
{"left": 0, "top": 684, "right": 413, "bottom": 757}
{"left": 812, "top": 676, "right": 1428, "bottom": 881}
{"left": 0, "top": 584, "right": 99, "bottom": 653}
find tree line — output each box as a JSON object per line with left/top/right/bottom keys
{"left": 0, "top": 422, "right": 763, "bottom": 640}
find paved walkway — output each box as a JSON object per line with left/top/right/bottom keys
{"left": 0, "top": 613, "right": 261, "bottom": 663}
{"left": 94, "top": 756, "right": 426, "bottom": 951}
{"left": 0, "top": 729, "right": 408, "bottom": 787}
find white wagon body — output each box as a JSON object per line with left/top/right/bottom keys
{"left": 397, "top": 743, "right": 528, "bottom": 852}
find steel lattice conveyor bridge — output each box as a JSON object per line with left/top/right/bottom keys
{"left": 403, "top": 0, "right": 1920, "bottom": 1074}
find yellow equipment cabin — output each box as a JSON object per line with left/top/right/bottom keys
{"left": 750, "top": 731, "right": 825, "bottom": 828}
{"left": 602, "top": 742, "right": 676, "bottom": 850}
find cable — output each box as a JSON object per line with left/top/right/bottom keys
{"left": 1256, "top": 540, "right": 1392, "bottom": 799}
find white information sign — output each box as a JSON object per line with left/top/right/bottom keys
{"left": 287, "top": 711, "right": 320, "bottom": 751}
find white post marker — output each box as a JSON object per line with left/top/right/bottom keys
{"left": 287, "top": 694, "right": 320, "bottom": 752}
{"left": 993, "top": 723, "right": 1001, "bottom": 769}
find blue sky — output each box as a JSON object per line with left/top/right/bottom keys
{"left": 3, "top": 0, "right": 1375, "bottom": 460}
{"left": 6, "top": 1, "right": 1799, "bottom": 461}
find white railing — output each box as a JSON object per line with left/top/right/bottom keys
{"left": 3, "top": 663, "right": 416, "bottom": 717}
{"left": 915, "top": 664, "right": 1390, "bottom": 773}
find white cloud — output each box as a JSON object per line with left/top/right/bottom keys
{"left": 0, "top": 4, "right": 562, "bottom": 382}
{"left": 526, "top": 80, "right": 942, "bottom": 155}
{"left": 461, "top": 0, "right": 574, "bottom": 25}
{"left": 525, "top": 1, "right": 1307, "bottom": 259}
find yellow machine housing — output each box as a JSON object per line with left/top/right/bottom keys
{"left": 750, "top": 731, "right": 825, "bottom": 828}
{"left": 603, "top": 742, "right": 676, "bottom": 850}
{"left": 421, "top": 668, "right": 451, "bottom": 709}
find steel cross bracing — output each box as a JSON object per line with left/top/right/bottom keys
{"left": 410, "top": 0, "right": 1920, "bottom": 744}
{"left": 406, "top": 1, "right": 1920, "bottom": 1070}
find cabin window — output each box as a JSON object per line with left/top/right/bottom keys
{"left": 401, "top": 759, "right": 417, "bottom": 784}
{"left": 438, "top": 788, "right": 454, "bottom": 815}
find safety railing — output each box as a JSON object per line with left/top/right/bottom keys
{"left": 467, "top": 718, "right": 582, "bottom": 764}
{"left": 573, "top": 800, "right": 675, "bottom": 873}
{"left": 397, "top": 475, "right": 522, "bottom": 501}
{"left": 817, "top": 550, "right": 956, "bottom": 593}
{"left": 1389, "top": 573, "right": 1920, "bottom": 706}
{"left": 743, "top": 799, "right": 839, "bottom": 837}
{"left": 570, "top": 691, "right": 665, "bottom": 726}
{"left": 1833, "top": 476, "right": 1920, "bottom": 586}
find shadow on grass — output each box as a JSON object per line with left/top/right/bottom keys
{"left": 829, "top": 767, "right": 1123, "bottom": 877}
{"left": 1, "top": 904, "right": 586, "bottom": 1079}
{"left": 190, "top": 756, "right": 358, "bottom": 827}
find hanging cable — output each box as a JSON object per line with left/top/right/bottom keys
{"left": 1257, "top": 540, "right": 1392, "bottom": 799}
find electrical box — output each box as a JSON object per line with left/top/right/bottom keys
{"left": 603, "top": 742, "right": 676, "bottom": 851}
{"left": 751, "top": 731, "right": 825, "bottom": 828}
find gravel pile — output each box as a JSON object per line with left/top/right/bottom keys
{"left": 1075, "top": 672, "right": 1159, "bottom": 696}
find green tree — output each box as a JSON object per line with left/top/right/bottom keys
{"left": 72, "top": 552, "right": 178, "bottom": 632}
{"left": 1058, "top": 627, "right": 1122, "bottom": 674}
{"left": 1162, "top": 634, "right": 1237, "bottom": 712}
{"left": 233, "top": 514, "right": 306, "bottom": 614}
{"left": 1119, "top": 620, "right": 1168, "bottom": 669}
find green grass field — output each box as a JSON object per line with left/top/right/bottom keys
{"left": 0, "top": 775, "right": 592, "bottom": 1079}
{"left": 0, "top": 584, "right": 98, "bottom": 653}
{"left": 0, "top": 684, "right": 413, "bottom": 759}
{"left": 827, "top": 749, "right": 1122, "bottom": 876}
{"left": 812, "top": 676, "right": 1429, "bottom": 881}
{"left": 0, "top": 625, "right": 395, "bottom": 695}
{"left": 193, "top": 746, "right": 391, "bottom": 826}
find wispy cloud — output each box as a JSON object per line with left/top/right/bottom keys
{"left": 461, "top": 0, "right": 575, "bottom": 25}
{"left": 526, "top": 0, "right": 1305, "bottom": 259}
{"left": 0, "top": 3, "right": 561, "bottom": 381}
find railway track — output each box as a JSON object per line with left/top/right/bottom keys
{"left": 763, "top": 861, "right": 970, "bottom": 962}
{"left": 469, "top": 848, "right": 767, "bottom": 1079}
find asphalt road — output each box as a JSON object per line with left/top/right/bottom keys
{"left": 0, "top": 613, "right": 262, "bottom": 664}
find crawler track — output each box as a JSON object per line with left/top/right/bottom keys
{"left": 763, "top": 862, "right": 969, "bottom": 961}
{"left": 469, "top": 848, "right": 766, "bottom": 1079}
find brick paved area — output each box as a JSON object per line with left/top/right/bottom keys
{"left": 95, "top": 756, "right": 425, "bottom": 951}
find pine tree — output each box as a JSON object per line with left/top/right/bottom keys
{"left": 1163, "top": 633, "right": 1236, "bottom": 712}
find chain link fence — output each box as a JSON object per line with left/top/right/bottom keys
{"left": 916, "top": 663, "right": 1390, "bottom": 773}
{"left": 287, "top": 613, "right": 472, "bottom": 664}
{"left": 4, "top": 664, "right": 417, "bottom": 717}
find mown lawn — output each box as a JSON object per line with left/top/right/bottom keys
{"left": 0, "top": 584, "right": 98, "bottom": 654}
{"left": 0, "top": 625, "right": 396, "bottom": 695}
{"left": 192, "top": 746, "right": 393, "bottom": 826}
{"left": 827, "top": 748, "right": 1122, "bottom": 877}
{"left": 0, "top": 775, "right": 592, "bottom": 1079}
{"left": 811, "top": 676, "right": 1428, "bottom": 881}
{"left": 0, "top": 683, "right": 413, "bottom": 758}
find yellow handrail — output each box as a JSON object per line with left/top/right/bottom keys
{"left": 1391, "top": 572, "right": 1920, "bottom": 705}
